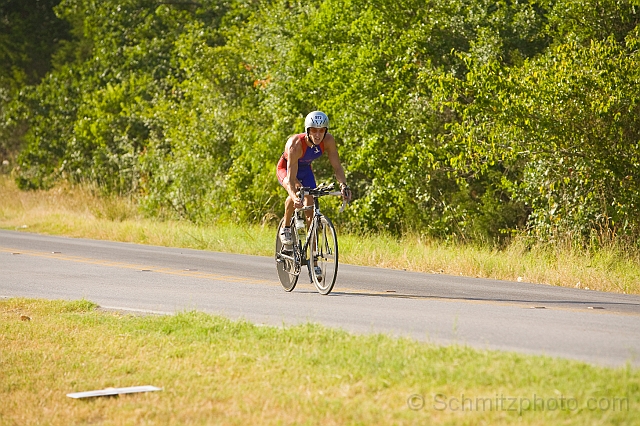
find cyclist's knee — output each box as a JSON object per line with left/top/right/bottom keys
{"left": 304, "top": 194, "right": 313, "bottom": 205}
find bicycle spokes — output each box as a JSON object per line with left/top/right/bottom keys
{"left": 310, "top": 215, "right": 338, "bottom": 295}
{"left": 275, "top": 218, "right": 300, "bottom": 292}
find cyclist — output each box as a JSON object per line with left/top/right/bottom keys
{"left": 276, "top": 111, "right": 351, "bottom": 248}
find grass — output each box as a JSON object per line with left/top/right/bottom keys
{"left": 1, "top": 175, "right": 639, "bottom": 294}
{"left": 1, "top": 298, "right": 638, "bottom": 425}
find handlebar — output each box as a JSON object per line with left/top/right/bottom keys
{"left": 296, "top": 183, "right": 348, "bottom": 213}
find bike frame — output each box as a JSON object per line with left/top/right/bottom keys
{"left": 297, "top": 199, "right": 321, "bottom": 267}
{"left": 278, "top": 186, "right": 342, "bottom": 276}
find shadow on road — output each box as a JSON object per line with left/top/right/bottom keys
{"left": 325, "top": 290, "right": 640, "bottom": 315}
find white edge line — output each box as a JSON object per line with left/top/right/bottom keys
{"left": 99, "top": 306, "right": 173, "bottom": 316}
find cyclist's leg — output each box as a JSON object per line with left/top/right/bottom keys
{"left": 297, "top": 166, "right": 316, "bottom": 224}
{"left": 284, "top": 193, "right": 295, "bottom": 223}
{"left": 295, "top": 167, "right": 316, "bottom": 282}
{"left": 277, "top": 166, "right": 295, "bottom": 228}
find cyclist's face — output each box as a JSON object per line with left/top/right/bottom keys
{"left": 308, "top": 127, "right": 325, "bottom": 145}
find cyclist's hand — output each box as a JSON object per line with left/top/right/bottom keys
{"left": 340, "top": 183, "right": 352, "bottom": 203}
{"left": 293, "top": 188, "right": 305, "bottom": 209}
{"left": 293, "top": 196, "right": 304, "bottom": 209}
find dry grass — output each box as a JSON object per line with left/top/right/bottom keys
{"left": 341, "top": 234, "right": 640, "bottom": 294}
{"left": 1, "top": 175, "right": 639, "bottom": 294}
{"left": 1, "top": 298, "right": 638, "bottom": 426}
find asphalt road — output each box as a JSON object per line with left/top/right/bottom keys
{"left": 2, "top": 229, "right": 639, "bottom": 367}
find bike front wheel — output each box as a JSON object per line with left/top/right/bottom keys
{"left": 311, "top": 215, "right": 338, "bottom": 295}
{"left": 275, "top": 218, "right": 299, "bottom": 292}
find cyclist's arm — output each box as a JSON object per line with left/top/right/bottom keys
{"left": 285, "top": 136, "right": 303, "bottom": 201}
{"left": 324, "top": 134, "right": 349, "bottom": 192}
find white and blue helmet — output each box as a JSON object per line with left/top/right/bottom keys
{"left": 304, "top": 111, "right": 329, "bottom": 132}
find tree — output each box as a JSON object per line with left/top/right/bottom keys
{"left": 0, "top": 0, "right": 70, "bottom": 162}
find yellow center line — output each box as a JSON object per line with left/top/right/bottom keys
{"left": 4, "top": 247, "right": 637, "bottom": 316}
{"left": 1, "top": 246, "right": 391, "bottom": 296}
{"left": 1, "top": 247, "right": 279, "bottom": 286}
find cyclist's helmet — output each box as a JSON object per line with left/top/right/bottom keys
{"left": 304, "top": 111, "right": 329, "bottom": 144}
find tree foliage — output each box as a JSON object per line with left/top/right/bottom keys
{"left": 2, "top": 0, "right": 640, "bottom": 245}
{"left": 0, "top": 0, "right": 71, "bottom": 161}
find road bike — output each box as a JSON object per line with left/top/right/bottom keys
{"left": 275, "top": 183, "right": 346, "bottom": 295}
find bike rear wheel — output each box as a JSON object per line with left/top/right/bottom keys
{"left": 275, "top": 218, "right": 299, "bottom": 291}
{"left": 310, "top": 215, "right": 338, "bottom": 295}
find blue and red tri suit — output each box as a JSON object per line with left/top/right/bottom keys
{"left": 276, "top": 133, "right": 325, "bottom": 189}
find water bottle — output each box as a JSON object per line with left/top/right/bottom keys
{"left": 295, "top": 210, "right": 306, "bottom": 244}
